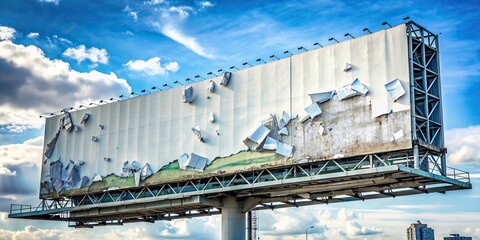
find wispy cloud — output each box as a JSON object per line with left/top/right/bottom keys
{"left": 37, "top": 0, "right": 59, "bottom": 4}
{"left": 125, "top": 56, "right": 179, "bottom": 76}
{"left": 27, "top": 32, "right": 39, "bottom": 38}
{"left": 160, "top": 24, "right": 215, "bottom": 59}
{"left": 123, "top": 5, "right": 138, "bottom": 22}
{"left": 197, "top": 1, "right": 215, "bottom": 9}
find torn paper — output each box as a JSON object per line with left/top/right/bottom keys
{"left": 344, "top": 63, "right": 352, "bottom": 72}
{"left": 351, "top": 78, "right": 369, "bottom": 96}
{"left": 337, "top": 78, "right": 368, "bottom": 100}
{"left": 140, "top": 163, "right": 153, "bottom": 181}
{"left": 44, "top": 130, "right": 60, "bottom": 158}
{"left": 207, "top": 80, "right": 215, "bottom": 93}
{"left": 80, "top": 113, "right": 90, "bottom": 124}
{"left": 182, "top": 86, "right": 194, "bottom": 103}
{"left": 385, "top": 78, "right": 405, "bottom": 101}
{"left": 180, "top": 153, "right": 209, "bottom": 171}
{"left": 275, "top": 111, "right": 292, "bottom": 129}
{"left": 243, "top": 124, "right": 271, "bottom": 151}
{"left": 276, "top": 142, "right": 293, "bottom": 157}
{"left": 178, "top": 153, "right": 189, "bottom": 168}
{"left": 192, "top": 126, "right": 205, "bottom": 142}
{"left": 304, "top": 103, "right": 322, "bottom": 119}
{"left": 209, "top": 113, "right": 215, "bottom": 123}
{"left": 309, "top": 91, "right": 335, "bottom": 104}
{"left": 63, "top": 111, "right": 74, "bottom": 132}
{"left": 92, "top": 174, "right": 102, "bottom": 182}
{"left": 278, "top": 127, "right": 288, "bottom": 136}
{"left": 263, "top": 137, "right": 278, "bottom": 150}
{"left": 390, "top": 129, "right": 404, "bottom": 142}
{"left": 318, "top": 125, "right": 325, "bottom": 135}
{"left": 220, "top": 71, "right": 232, "bottom": 86}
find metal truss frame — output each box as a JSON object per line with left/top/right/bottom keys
{"left": 9, "top": 148, "right": 471, "bottom": 227}
{"left": 407, "top": 21, "right": 447, "bottom": 176}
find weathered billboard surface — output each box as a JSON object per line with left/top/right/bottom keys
{"left": 40, "top": 24, "right": 411, "bottom": 198}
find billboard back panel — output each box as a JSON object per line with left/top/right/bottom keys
{"left": 40, "top": 24, "right": 411, "bottom": 198}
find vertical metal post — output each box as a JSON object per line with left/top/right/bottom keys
{"left": 413, "top": 144, "right": 420, "bottom": 169}
{"left": 247, "top": 211, "right": 252, "bottom": 240}
{"left": 407, "top": 22, "right": 417, "bottom": 142}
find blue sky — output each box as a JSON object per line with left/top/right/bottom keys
{"left": 0, "top": 0, "right": 479, "bottom": 239}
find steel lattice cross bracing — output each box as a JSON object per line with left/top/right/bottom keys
{"left": 9, "top": 21, "right": 472, "bottom": 240}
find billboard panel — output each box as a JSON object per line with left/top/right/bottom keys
{"left": 40, "top": 24, "right": 411, "bottom": 198}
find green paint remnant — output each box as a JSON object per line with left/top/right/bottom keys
{"left": 47, "top": 151, "right": 285, "bottom": 198}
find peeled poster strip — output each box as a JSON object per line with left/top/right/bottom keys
{"left": 243, "top": 124, "right": 271, "bottom": 151}
{"left": 385, "top": 78, "right": 406, "bottom": 101}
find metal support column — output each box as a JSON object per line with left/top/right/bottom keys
{"left": 247, "top": 211, "right": 252, "bottom": 240}
{"left": 222, "top": 197, "right": 246, "bottom": 240}
{"left": 413, "top": 144, "right": 419, "bottom": 169}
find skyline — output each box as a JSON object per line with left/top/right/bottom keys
{"left": 0, "top": 0, "right": 479, "bottom": 239}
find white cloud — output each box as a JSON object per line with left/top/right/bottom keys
{"left": 53, "top": 35, "right": 72, "bottom": 44}
{"left": 0, "top": 167, "right": 16, "bottom": 176}
{"left": 62, "top": 45, "right": 108, "bottom": 64}
{"left": 160, "top": 24, "right": 215, "bottom": 59}
{"left": 123, "top": 31, "right": 135, "bottom": 36}
{"left": 124, "top": 6, "right": 138, "bottom": 22}
{"left": 125, "top": 57, "right": 179, "bottom": 76}
{"left": 38, "top": 0, "right": 60, "bottom": 4}
{"left": 144, "top": 0, "right": 164, "bottom": 5}
{"left": 445, "top": 125, "right": 480, "bottom": 164}
{"left": 0, "top": 40, "right": 131, "bottom": 132}
{"left": 168, "top": 6, "right": 194, "bottom": 19}
{"left": 27, "top": 32, "right": 40, "bottom": 38}
{"left": 345, "top": 220, "right": 383, "bottom": 236}
{"left": 0, "top": 26, "right": 15, "bottom": 41}
{"left": 198, "top": 1, "right": 215, "bottom": 9}
{"left": 0, "top": 137, "right": 43, "bottom": 168}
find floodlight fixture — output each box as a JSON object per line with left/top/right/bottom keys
{"left": 269, "top": 55, "right": 279, "bottom": 60}
{"left": 229, "top": 66, "right": 239, "bottom": 70}
{"left": 256, "top": 58, "right": 266, "bottom": 63}
{"left": 140, "top": 89, "right": 151, "bottom": 93}
{"left": 344, "top": 33, "right": 355, "bottom": 39}
{"left": 130, "top": 91, "right": 140, "bottom": 96}
{"left": 89, "top": 102, "right": 99, "bottom": 106}
{"left": 195, "top": 75, "right": 205, "bottom": 80}
{"left": 313, "top": 42, "right": 323, "bottom": 48}
{"left": 242, "top": 62, "right": 252, "bottom": 67}
{"left": 328, "top": 37, "right": 339, "bottom": 43}
{"left": 297, "top": 46, "right": 308, "bottom": 52}
{"left": 403, "top": 16, "right": 410, "bottom": 21}
{"left": 382, "top": 21, "right": 392, "bottom": 28}
{"left": 207, "top": 71, "right": 218, "bottom": 77}
{"left": 162, "top": 83, "right": 172, "bottom": 88}
{"left": 283, "top": 50, "right": 292, "bottom": 56}
{"left": 173, "top": 80, "right": 183, "bottom": 85}
{"left": 363, "top": 28, "right": 372, "bottom": 34}
{"left": 217, "top": 68, "right": 223, "bottom": 72}
{"left": 109, "top": 97, "right": 118, "bottom": 101}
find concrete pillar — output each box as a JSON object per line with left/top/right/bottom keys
{"left": 222, "top": 197, "right": 245, "bottom": 240}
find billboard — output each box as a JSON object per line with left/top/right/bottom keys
{"left": 39, "top": 24, "right": 411, "bottom": 199}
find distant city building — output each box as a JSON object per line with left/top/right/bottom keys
{"left": 444, "top": 234, "right": 472, "bottom": 240}
{"left": 407, "top": 221, "right": 435, "bottom": 240}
